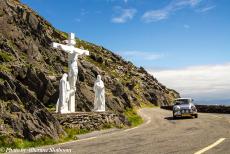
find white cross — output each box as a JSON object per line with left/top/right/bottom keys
{"left": 52, "top": 33, "right": 89, "bottom": 56}
{"left": 52, "top": 33, "right": 89, "bottom": 113}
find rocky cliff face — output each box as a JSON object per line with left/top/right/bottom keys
{"left": 0, "top": 0, "right": 179, "bottom": 141}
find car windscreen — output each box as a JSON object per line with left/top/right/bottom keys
{"left": 174, "top": 99, "right": 190, "bottom": 105}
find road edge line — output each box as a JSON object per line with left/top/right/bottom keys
{"left": 194, "top": 138, "right": 226, "bottom": 154}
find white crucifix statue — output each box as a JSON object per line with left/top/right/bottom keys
{"left": 53, "top": 33, "right": 89, "bottom": 113}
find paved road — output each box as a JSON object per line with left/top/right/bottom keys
{"left": 34, "top": 108, "right": 230, "bottom": 154}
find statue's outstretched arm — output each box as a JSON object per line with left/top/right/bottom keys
{"left": 74, "top": 48, "right": 89, "bottom": 55}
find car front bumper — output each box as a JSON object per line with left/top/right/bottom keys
{"left": 174, "top": 110, "right": 197, "bottom": 117}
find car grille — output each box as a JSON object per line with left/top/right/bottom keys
{"left": 181, "top": 109, "right": 191, "bottom": 113}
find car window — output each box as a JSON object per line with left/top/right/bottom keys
{"left": 174, "top": 102, "right": 181, "bottom": 105}
{"left": 174, "top": 99, "right": 190, "bottom": 105}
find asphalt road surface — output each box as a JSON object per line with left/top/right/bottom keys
{"left": 28, "top": 108, "right": 230, "bottom": 154}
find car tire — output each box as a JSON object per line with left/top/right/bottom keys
{"left": 194, "top": 114, "right": 198, "bottom": 118}
{"left": 173, "top": 114, "right": 177, "bottom": 119}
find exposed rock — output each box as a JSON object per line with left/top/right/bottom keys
{"left": 112, "top": 80, "right": 124, "bottom": 97}
{"left": 0, "top": 72, "right": 64, "bottom": 140}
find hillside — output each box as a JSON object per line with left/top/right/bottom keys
{"left": 0, "top": 0, "right": 179, "bottom": 142}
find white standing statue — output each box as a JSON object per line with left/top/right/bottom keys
{"left": 93, "top": 75, "right": 105, "bottom": 112}
{"left": 53, "top": 33, "right": 89, "bottom": 113}
{"left": 56, "top": 73, "right": 75, "bottom": 113}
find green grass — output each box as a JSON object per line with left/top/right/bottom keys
{"left": 85, "top": 56, "right": 108, "bottom": 71}
{"left": 12, "top": 137, "right": 57, "bottom": 148}
{"left": 124, "top": 108, "right": 144, "bottom": 127}
{"left": 62, "top": 128, "right": 90, "bottom": 141}
{"left": 54, "top": 29, "right": 68, "bottom": 39}
{"left": 140, "top": 102, "right": 156, "bottom": 108}
{"left": 0, "top": 64, "right": 11, "bottom": 73}
{"left": 0, "top": 51, "right": 14, "bottom": 62}
{"left": 46, "top": 107, "right": 56, "bottom": 112}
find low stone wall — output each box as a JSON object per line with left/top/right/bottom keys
{"left": 196, "top": 105, "right": 230, "bottom": 114}
{"left": 161, "top": 105, "right": 230, "bottom": 114}
{"left": 53, "top": 112, "right": 129, "bottom": 130}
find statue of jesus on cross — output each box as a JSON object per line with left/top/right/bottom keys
{"left": 53, "top": 33, "right": 89, "bottom": 113}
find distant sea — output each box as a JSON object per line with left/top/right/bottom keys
{"left": 194, "top": 99, "right": 230, "bottom": 106}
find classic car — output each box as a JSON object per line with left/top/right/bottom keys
{"left": 173, "top": 98, "right": 198, "bottom": 119}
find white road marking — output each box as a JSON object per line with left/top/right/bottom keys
{"left": 146, "top": 118, "right": 151, "bottom": 125}
{"left": 52, "top": 137, "right": 98, "bottom": 146}
{"left": 76, "top": 136, "right": 97, "bottom": 142}
{"left": 140, "top": 111, "right": 152, "bottom": 125}
{"left": 124, "top": 126, "right": 138, "bottom": 132}
{"left": 194, "top": 138, "right": 226, "bottom": 154}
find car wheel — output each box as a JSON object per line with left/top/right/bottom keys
{"left": 173, "top": 114, "right": 177, "bottom": 119}
{"left": 194, "top": 114, "right": 198, "bottom": 118}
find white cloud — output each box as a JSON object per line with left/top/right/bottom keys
{"left": 112, "top": 7, "right": 137, "bottom": 23}
{"left": 149, "top": 63, "right": 230, "bottom": 103}
{"left": 142, "top": 0, "right": 203, "bottom": 23}
{"left": 197, "top": 5, "right": 216, "bottom": 13}
{"left": 118, "top": 51, "right": 164, "bottom": 60}
{"left": 142, "top": 10, "right": 169, "bottom": 22}
{"left": 174, "top": 0, "right": 202, "bottom": 7}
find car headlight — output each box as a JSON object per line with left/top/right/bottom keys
{"left": 191, "top": 106, "right": 196, "bottom": 111}
{"left": 173, "top": 106, "right": 180, "bottom": 111}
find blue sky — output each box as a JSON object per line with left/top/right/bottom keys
{"left": 21, "top": 0, "right": 230, "bottom": 104}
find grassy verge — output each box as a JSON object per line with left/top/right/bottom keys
{"left": 61, "top": 128, "right": 90, "bottom": 142}
{"left": 140, "top": 102, "right": 157, "bottom": 108}
{"left": 124, "top": 103, "right": 156, "bottom": 127}
{"left": 124, "top": 108, "right": 144, "bottom": 127}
